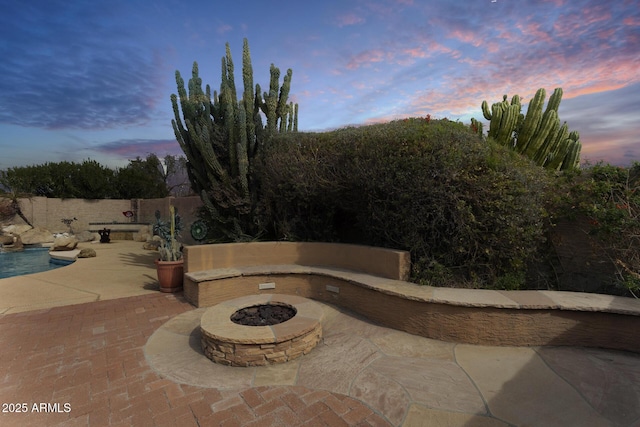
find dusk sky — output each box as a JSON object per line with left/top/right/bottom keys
{"left": 1, "top": 0, "right": 638, "bottom": 170}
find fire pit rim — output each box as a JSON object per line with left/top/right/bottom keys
{"left": 230, "top": 302, "right": 298, "bottom": 326}
{"left": 200, "top": 294, "right": 323, "bottom": 345}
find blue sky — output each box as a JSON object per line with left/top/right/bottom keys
{"left": 1, "top": 0, "right": 638, "bottom": 170}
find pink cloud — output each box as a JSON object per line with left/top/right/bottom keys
{"left": 346, "top": 49, "right": 388, "bottom": 70}
{"left": 516, "top": 21, "right": 555, "bottom": 44}
{"left": 400, "top": 41, "right": 460, "bottom": 63}
{"left": 403, "top": 47, "right": 428, "bottom": 59}
{"left": 389, "top": 45, "right": 640, "bottom": 120}
{"left": 623, "top": 16, "right": 640, "bottom": 26}
{"left": 553, "top": 5, "right": 613, "bottom": 39}
{"left": 448, "top": 28, "right": 483, "bottom": 47}
{"left": 335, "top": 13, "right": 365, "bottom": 27}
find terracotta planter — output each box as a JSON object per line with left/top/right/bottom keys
{"left": 155, "top": 259, "right": 184, "bottom": 293}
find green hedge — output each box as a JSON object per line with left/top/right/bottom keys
{"left": 257, "top": 118, "right": 550, "bottom": 288}
{"left": 546, "top": 162, "right": 640, "bottom": 296}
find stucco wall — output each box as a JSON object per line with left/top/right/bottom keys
{"left": 7, "top": 197, "right": 133, "bottom": 233}
{"left": 5, "top": 196, "right": 203, "bottom": 238}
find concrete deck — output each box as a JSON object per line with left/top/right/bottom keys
{"left": 1, "top": 241, "right": 639, "bottom": 426}
{"left": 0, "top": 241, "right": 158, "bottom": 314}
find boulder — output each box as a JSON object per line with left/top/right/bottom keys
{"left": 133, "top": 225, "right": 151, "bottom": 242}
{"left": 1, "top": 234, "right": 23, "bottom": 252}
{"left": 19, "top": 227, "right": 54, "bottom": 245}
{"left": 2, "top": 224, "right": 32, "bottom": 235}
{"left": 78, "top": 248, "right": 97, "bottom": 258}
{"left": 74, "top": 230, "right": 96, "bottom": 243}
{"left": 51, "top": 236, "right": 79, "bottom": 251}
{"left": 0, "top": 234, "right": 14, "bottom": 245}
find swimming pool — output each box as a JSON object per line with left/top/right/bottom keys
{"left": 0, "top": 248, "right": 73, "bottom": 279}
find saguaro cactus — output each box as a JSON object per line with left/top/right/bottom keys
{"left": 171, "top": 38, "right": 299, "bottom": 240}
{"left": 478, "top": 88, "right": 581, "bottom": 171}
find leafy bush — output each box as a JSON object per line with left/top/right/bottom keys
{"left": 0, "top": 155, "right": 173, "bottom": 199}
{"left": 546, "top": 162, "right": 640, "bottom": 297}
{"left": 258, "top": 118, "right": 550, "bottom": 288}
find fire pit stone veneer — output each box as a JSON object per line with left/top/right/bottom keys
{"left": 200, "top": 294, "right": 323, "bottom": 367}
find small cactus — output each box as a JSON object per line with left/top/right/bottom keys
{"left": 153, "top": 206, "right": 183, "bottom": 261}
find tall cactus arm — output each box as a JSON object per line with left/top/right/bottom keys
{"left": 175, "top": 70, "right": 196, "bottom": 122}
{"left": 224, "top": 43, "right": 239, "bottom": 109}
{"left": 517, "top": 88, "right": 546, "bottom": 153}
{"left": 500, "top": 94, "right": 509, "bottom": 110}
{"left": 533, "top": 115, "right": 560, "bottom": 165}
{"left": 523, "top": 109, "right": 558, "bottom": 160}
{"left": 237, "top": 102, "right": 249, "bottom": 196}
{"left": 545, "top": 87, "right": 563, "bottom": 113}
{"left": 496, "top": 104, "right": 520, "bottom": 147}
{"left": 186, "top": 118, "right": 225, "bottom": 178}
{"left": 220, "top": 58, "right": 239, "bottom": 177}
{"left": 241, "top": 38, "right": 256, "bottom": 158}
{"left": 286, "top": 103, "right": 294, "bottom": 132}
{"left": 252, "top": 83, "right": 264, "bottom": 154}
{"left": 488, "top": 104, "right": 504, "bottom": 139}
{"left": 543, "top": 122, "right": 569, "bottom": 168}
{"left": 276, "top": 69, "right": 292, "bottom": 123}
{"left": 560, "top": 140, "right": 581, "bottom": 171}
{"left": 569, "top": 130, "right": 580, "bottom": 141}
{"left": 481, "top": 100, "right": 492, "bottom": 120}
{"left": 262, "top": 64, "right": 280, "bottom": 134}
{"left": 546, "top": 137, "right": 571, "bottom": 170}
{"left": 188, "top": 63, "right": 203, "bottom": 102}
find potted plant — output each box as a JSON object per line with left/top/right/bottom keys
{"left": 153, "top": 205, "right": 184, "bottom": 293}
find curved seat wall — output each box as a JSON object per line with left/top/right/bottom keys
{"left": 183, "top": 242, "right": 640, "bottom": 353}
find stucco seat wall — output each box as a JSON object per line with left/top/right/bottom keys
{"left": 183, "top": 243, "right": 640, "bottom": 354}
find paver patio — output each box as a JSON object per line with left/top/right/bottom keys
{"left": 1, "top": 241, "right": 639, "bottom": 426}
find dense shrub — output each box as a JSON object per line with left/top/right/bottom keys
{"left": 258, "top": 118, "right": 550, "bottom": 288}
{"left": 546, "top": 162, "right": 640, "bottom": 296}
{"left": 0, "top": 154, "right": 177, "bottom": 199}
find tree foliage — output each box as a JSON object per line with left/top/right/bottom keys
{"left": 0, "top": 154, "right": 184, "bottom": 199}
{"left": 114, "top": 154, "right": 168, "bottom": 199}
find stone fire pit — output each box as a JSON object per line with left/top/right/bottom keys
{"left": 200, "top": 294, "right": 323, "bottom": 367}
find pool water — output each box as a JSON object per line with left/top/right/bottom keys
{"left": 0, "top": 248, "right": 73, "bottom": 279}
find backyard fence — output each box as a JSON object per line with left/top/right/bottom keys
{"left": 4, "top": 196, "right": 203, "bottom": 244}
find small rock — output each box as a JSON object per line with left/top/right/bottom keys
{"left": 0, "top": 234, "right": 14, "bottom": 245}
{"left": 51, "top": 236, "right": 79, "bottom": 251}
{"left": 143, "top": 240, "right": 161, "bottom": 251}
{"left": 78, "top": 248, "right": 97, "bottom": 258}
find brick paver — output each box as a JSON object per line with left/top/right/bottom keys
{"left": 0, "top": 294, "right": 391, "bottom": 426}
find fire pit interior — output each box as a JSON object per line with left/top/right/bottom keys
{"left": 231, "top": 303, "right": 297, "bottom": 326}
{"left": 200, "top": 294, "right": 323, "bottom": 367}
